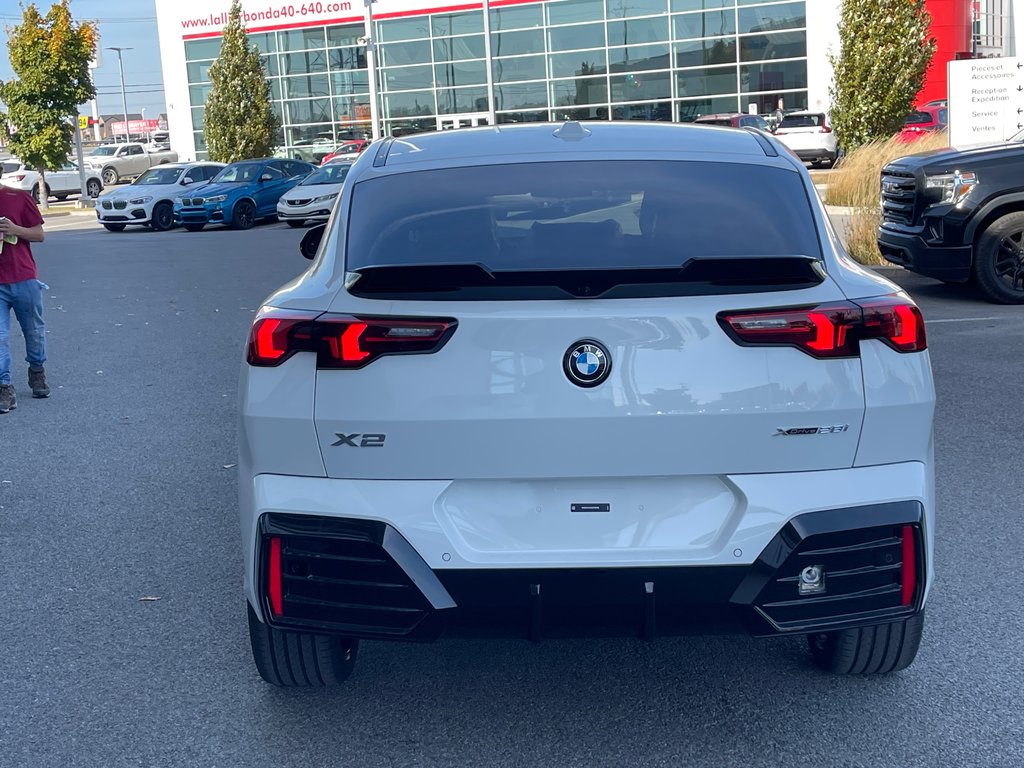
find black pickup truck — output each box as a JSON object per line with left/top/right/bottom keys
{"left": 877, "top": 141, "right": 1024, "bottom": 303}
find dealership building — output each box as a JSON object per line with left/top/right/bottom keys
{"left": 155, "top": 0, "right": 1017, "bottom": 160}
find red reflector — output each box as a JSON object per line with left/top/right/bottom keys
{"left": 901, "top": 526, "right": 916, "bottom": 607}
{"left": 268, "top": 537, "right": 283, "bottom": 617}
{"left": 820, "top": 126, "right": 832, "bottom": 133}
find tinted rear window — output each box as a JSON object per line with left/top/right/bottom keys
{"left": 346, "top": 161, "right": 820, "bottom": 274}
{"left": 2, "top": 162, "right": 22, "bottom": 174}
{"left": 779, "top": 114, "right": 825, "bottom": 128}
{"left": 904, "top": 111, "right": 933, "bottom": 125}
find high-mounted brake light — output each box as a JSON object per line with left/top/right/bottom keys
{"left": 718, "top": 296, "right": 926, "bottom": 358}
{"left": 247, "top": 308, "right": 457, "bottom": 368}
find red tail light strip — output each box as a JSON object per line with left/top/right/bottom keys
{"left": 901, "top": 526, "right": 916, "bottom": 607}
{"left": 247, "top": 310, "right": 457, "bottom": 369}
{"left": 268, "top": 537, "right": 284, "bottom": 617}
{"left": 718, "top": 297, "right": 926, "bottom": 358}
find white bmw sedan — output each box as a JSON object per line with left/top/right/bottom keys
{"left": 240, "top": 122, "right": 934, "bottom": 686}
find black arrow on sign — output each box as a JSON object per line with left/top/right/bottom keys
{"left": 1019, "top": 123, "right": 1023, "bottom": 129}
{"left": 1018, "top": 85, "right": 1023, "bottom": 91}
{"left": 1018, "top": 62, "right": 1023, "bottom": 69}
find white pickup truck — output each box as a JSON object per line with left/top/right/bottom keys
{"left": 83, "top": 143, "right": 179, "bottom": 186}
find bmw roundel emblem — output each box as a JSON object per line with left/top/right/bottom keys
{"left": 563, "top": 340, "right": 612, "bottom": 388}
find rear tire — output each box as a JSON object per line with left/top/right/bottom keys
{"left": 86, "top": 179, "right": 102, "bottom": 198}
{"left": 183, "top": 223, "right": 205, "bottom": 232}
{"left": 103, "top": 223, "right": 127, "bottom": 232}
{"left": 247, "top": 604, "right": 358, "bottom": 687}
{"left": 34, "top": 183, "right": 50, "bottom": 203}
{"left": 974, "top": 211, "right": 1024, "bottom": 304}
{"left": 807, "top": 611, "right": 925, "bottom": 675}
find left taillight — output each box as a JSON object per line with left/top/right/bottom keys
{"left": 718, "top": 296, "right": 926, "bottom": 358}
{"left": 247, "top": 308, "right": 457, "bottom": 368}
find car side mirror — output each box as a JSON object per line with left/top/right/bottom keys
{"left": 181, "top": 177, "right": 195, "bottom": 185}
{"left": 260, "top": 173, "right": 274, "bottom": 182}
{"left": 300, "top": 224, "right": 326, "bottom": 260}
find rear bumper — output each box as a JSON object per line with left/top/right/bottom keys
{"left": 251, "top": 501, "right": 925, "bottom": 642}
{"left": 792, "top": 147, "right": 836, "bottom": 162}
{"left": 877, "top": 225, "right": 972, "bottom": 282}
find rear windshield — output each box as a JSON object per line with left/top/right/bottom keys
{"left": 346, "top": 160, "right": 820, "bottom": 275}
{"left": 300, "top": 163, "right": 350, "bottom": 186}
{"left": 905, "top": 111, "right": 937, "bottom": 126}
{"left": 779, "top": 114, "right": 825, "bottom": 128}
{"left": 2, "top": 162, "right": 21, "bottom": 174}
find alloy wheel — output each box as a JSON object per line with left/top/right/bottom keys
{"left": 995, "top": 231, "right": 1024, "bottom": 293}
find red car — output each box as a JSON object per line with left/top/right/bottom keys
{"left": 897, "top": 105, "right": 948, "bottom": 142}
{"left": 319, "top": 140, "right": 371, "bottom": 165}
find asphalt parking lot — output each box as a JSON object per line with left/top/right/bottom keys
{"left": 1, "top": 222, "right": 1021, "bottom": 767}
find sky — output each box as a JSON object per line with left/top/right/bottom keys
{"left": 0, "top": 0, "right": 166, "bottom": 119}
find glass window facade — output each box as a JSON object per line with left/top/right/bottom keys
{"left": 183, "top": 0, "right": 807, "bottom": 157}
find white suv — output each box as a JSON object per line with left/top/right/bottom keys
{"left": 239, "top": 122, "right": 934, "bottom": 686}
{"left": 1, "top": 159, "right": 103, "bottom": 201}
{"left": 773, "top": 111, "right": 840, "bottom": 167}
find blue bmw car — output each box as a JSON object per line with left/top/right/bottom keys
{"left": 173, "top": 158, "right": 315, "bottom": 231}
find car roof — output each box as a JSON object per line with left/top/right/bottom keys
{"left": 782, "top": 111, "right": 826, "bottom": 117}
{"left": 694, "top": 113, "right": 743, "bottom": 120}
{"left": 377, "top": 122, "right": 783, "bottom": 173}
{"left": 152, "top": 161, "right": 225, "bottom": 170}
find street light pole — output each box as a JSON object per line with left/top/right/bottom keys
{"left": 107, "top": 46, "right": 133, "bottom": 141}
{"left": 362, "top": 0, "right": 381, "bottom": 141}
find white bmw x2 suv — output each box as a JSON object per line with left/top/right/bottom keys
{"left": 240, "top": 122, "right": 934, "bottom": 686}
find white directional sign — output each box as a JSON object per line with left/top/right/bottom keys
{"left": 948, "top": 56, "right": 1024, "bottom": 148}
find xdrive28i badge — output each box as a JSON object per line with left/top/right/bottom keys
{"left": 564, "top": 340, "right": 611, "bottom": 388}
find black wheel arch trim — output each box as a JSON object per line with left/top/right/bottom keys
{"left": 964, "top": 193, "right": 1024, "bottom": 243}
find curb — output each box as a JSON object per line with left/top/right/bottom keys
{"left": 40, "top": 208, "right": 96, "bottom": 219}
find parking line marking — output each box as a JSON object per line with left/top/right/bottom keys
{"left": 928, "top": 317, "right": 1006, "bottom": 323}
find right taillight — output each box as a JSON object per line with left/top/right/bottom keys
{"left": 718, "top": 296, "right": 926, "bottom": 358}
{"left": 247, "top": 308, "right": 457, "bottom": 368}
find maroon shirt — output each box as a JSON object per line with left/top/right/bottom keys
{"left": 0, "top": 187, "right": 44, "bottom": 284}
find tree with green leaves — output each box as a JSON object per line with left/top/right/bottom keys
{"left": 829, "top": 0, "right": 936, "bottom": 151}
{"left": 204, "top": 0, "right": 279, "bottom": 163}
{"left": 0, "top": 1, "right": 95, "bottom": 210}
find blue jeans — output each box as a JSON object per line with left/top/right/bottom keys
{"left": 0, "top": 279, "right": 46, "bottom": 386}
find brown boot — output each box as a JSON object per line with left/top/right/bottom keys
{"left": 28, "top": 366, "right": 49, "bottom": 398}
{"left": 0, "top": 384, "right": 16, "bottom": 413}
